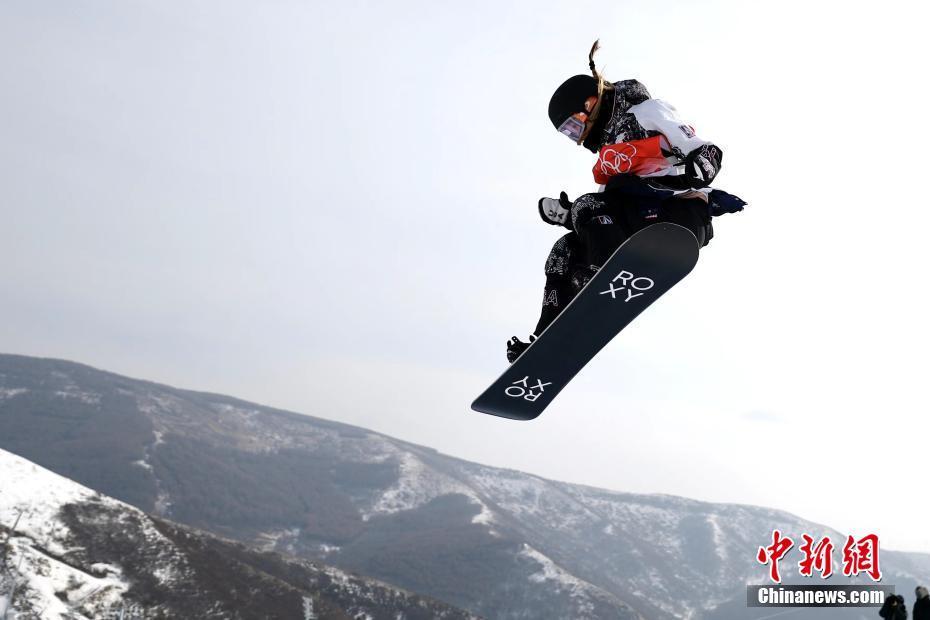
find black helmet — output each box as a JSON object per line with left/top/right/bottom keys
{"left": 547, "top": 74, "right": 598, "bottom": 130}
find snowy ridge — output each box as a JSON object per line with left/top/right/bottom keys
{"left": 520, "top": 544, "right": 625, "bottom": 616}
{"left": 0, "top": 450, "right": 95, "bottom": 550}
{"left": 0, "top": 446, "right": 477, "bottom": 619}
{"left": 0, "top": 449, "right": 143, "bottom": 618}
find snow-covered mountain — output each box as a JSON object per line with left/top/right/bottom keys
{"left": 0, "top": 447, "right": 476, "bottom": 619}
{"left": 2, "top": 353, "right": 928, "bottom": 619}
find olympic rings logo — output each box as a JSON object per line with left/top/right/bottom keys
{"left": 598, "top": 143, "right": 638, "bottom": 176}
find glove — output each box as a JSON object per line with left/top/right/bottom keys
{"left": 538, "top": 192, "right": 573, "bottom": 228}
{"left": 506, "top": 335, "right": 536, "bottom": 363}
{"left": 684, "top": 144, "right": 722, "bottom": 188}
{"left": 708, "top": 189, "right": 747, "bottom": 216}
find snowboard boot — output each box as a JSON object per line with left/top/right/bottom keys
{"left": 506, "top": 335, "right": 536, "bottom": 363}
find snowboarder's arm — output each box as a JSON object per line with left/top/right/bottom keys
{"left": 628, "top": 98, "right": 723, "bottom": 187}
{"left": 628, "top": 98, "right": 711, "bottom": 157}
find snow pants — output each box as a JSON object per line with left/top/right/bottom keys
{"left": 532, "top": 190, "right": 711, "bottom": 336}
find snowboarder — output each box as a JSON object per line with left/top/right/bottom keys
{"left": 506, "top": 41, "right": 746, "bottom": 362}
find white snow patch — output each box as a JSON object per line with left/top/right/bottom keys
{"left": 137, "top": 392, "right": 184, "bottom": 417}
{"left": 5, "top": 528, "right": 128, "bottom": 618}
{"left": 466, "top": 468, "right": 602, "bottom": 533}
{"left": 574, "top": 496, "right": 685, "bottom": 556}
{"left": 471, "top": 499, "right": 494, "bottom": 526}
{"left": 213, "top": 403, "right": 262, "bottom": 421}
{"left": 154, "top": 490, "right": 172, "bottom": 516}
{"left": 131, "top": 459, "right": 153, "bottom": 472}
{"left": 522, "top": 544, "right": 590, "bottom": 590}
{"left": 366, "top": 452, "right": 489, "bottom": 521}
{"left": 322, "top": 566, "right": 369, "bottom": 600}
{"left": 324, "top": 566, "right": 351, "bottom": 586}
{"left": 152, "top": 565, "right": 179, "bottom": 586}
{"left": 367, "top": 453, "right": 428, "bottom": 516}
{"left": 52, "top": 388, "right": 101, "bottom": 404}
{"left": 302, "top": 595, "right": 318, "bottom": 620}
{"left": 706, "top": 514, "right": 728, "bottom": 561}
{"left": 255, "top": 528, "right": 300, "bottom": 554}
{"left": 520, "top": 544, "right": 601, "bottom": 616}
{"left": 89, "top": 562, "right": 120, "bottom": 573}
{"left": 0, "top": 387, "right": 26, "bottom": 400}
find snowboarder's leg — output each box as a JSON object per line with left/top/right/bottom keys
{"left": 659, "top": 196, "right": 712, "bottom": 247}
{"left": 509, "top": 232, "right": 586, "bottom": 362}
{"left": 533, "top": 232, "right": 584, "bottom": 336}
{"left": 571, "top": 193, "right": 629, "bottom": 268}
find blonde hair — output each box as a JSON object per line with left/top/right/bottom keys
{"left": 585, "top": 40, "right": 612, "bottom": 129}
{"left": 588, "top": 40, "right": 610, "bottom": 95}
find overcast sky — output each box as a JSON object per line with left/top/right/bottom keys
{"left": 3, "top": 0, "right": 930, "bottom": 552}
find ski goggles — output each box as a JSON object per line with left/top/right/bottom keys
{"left": 557, "top": 112, "right": 589, "bottom": 143}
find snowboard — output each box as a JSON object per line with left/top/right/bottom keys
{"left": 471, "top": 222, "right": 700, "bottom": 420}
